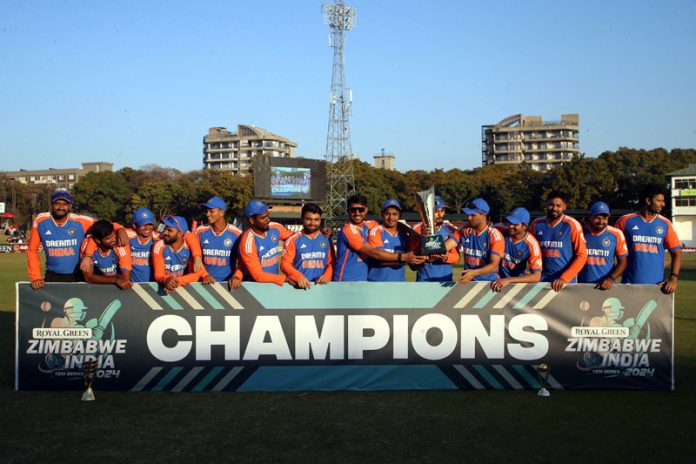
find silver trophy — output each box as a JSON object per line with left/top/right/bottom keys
{"left": 414, "top": 187, "right": 447, "bottom": 255}
{"left": 81, "top": 359, "right": 98, "bottom": 401}
{"left": 536, "top": 363, "right": 551, "bottom": 397}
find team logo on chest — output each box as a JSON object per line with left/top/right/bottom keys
{"left": 224, "top": 238, "right": 232, "bottom": 247}
{"left": 271, "top": 235, "right": 278, "bottom": 242}
{"left": 320, "top": 241, "right": 327, "bottom": 248}
{"left": 602, "top": 238, "right": 611, "bottom": 248}
{"left": 655, "top": 226, "right": 664, "bottom": 235}
{"left": 68, "top": 228, "right": 76, "bottom": 236}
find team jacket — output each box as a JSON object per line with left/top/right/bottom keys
{"left": 615, "top": 213, "right": 681, "bottom": 284}
{"left": 530, "top": 215, "right": 587, "bottom": 283}
{"left": 499, "top": 232, "right": 543, "bottom": 278}
{"left": 413, "top": 222, "right": 460, "bottom": 282}
{"left": 333, "top": 220, "right": 378, "bottom": 282}
{"left": 367, "top": 225, "right": 408, "bottom": 282}
{"left": 28, "top": 212, "right": 97, "bottom": 280}
{"left": 195, "top": 223, "right": 242, "bottom": 282}
{"left": 578, "top": 225, "right": 628, "bottom": 284}
{"left": 238, "top": 223, "right": 293, "bottom": 286}
{"left": 280, "top": 231, "right": 334, "bottom": 283}
{"left": 459, "top": 225, "right": 505, "bottom": 281}
{"left": 152, "top": 241, "right": 203, "bottom": 286}
{"left": 83, "top": 242, "right": 132, "bottom": 277}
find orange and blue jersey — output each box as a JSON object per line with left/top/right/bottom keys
{"left": 333, "top": 220, "right": 378, "bottom": 282}
{"left": 367, "top": 225, "right": 408, "bottom": 282}
{"left": 281, "top": 231, "right": 334, "bottom": 282}
{"left": 27, "top": 212, "right": 97, "bottom": 280}
{"left": 128, "top": 230, "right": 156, "bottom": 282}
{"left": 499, "top": 232, "right": 543, "bottom": 278}
{"left": 530, "top": 215, "right": 587, "bottom": 283}
{"left": 413, "top": 222, "right": 460, "bottom": 282}
{"left": 615, "top": 213, "right": 681, "bottom": 284}
{"left": 83, "top": 229, "right": 201, "bottom": 283}
{"left": 195, "top": 223, "right": 242, "bottom": 281}
{"left": 578, "top": 225, "right": 628, "bottom": 284}
{"left": 239, "top": 222, "right": 293, "bottom": 285}
{"left": 152, "top": 240, "right": 202, "bottom": 286}
{"left": 458, "top": 226, "right": 505, "bottom": 281}
{"left": 87, "top": 245, "right": 132, "bottom": 277}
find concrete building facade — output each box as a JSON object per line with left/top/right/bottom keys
{"left": 2, "top": 162, "right": 113, "bottom": 190}
{"left": 203, "top": 124, "right": 298, "bottom": 175}
{"left": 668, "top": 164, "right": 696, "bottom": 248}
{"left": 373, "top": 148, "right": 396, "bottom": 170}
{"left": 482, "top": 114, "right": 580, "bottom": 171}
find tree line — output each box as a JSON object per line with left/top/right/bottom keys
{"left": 1, "top": 147, "right": 695, "bottom": 228}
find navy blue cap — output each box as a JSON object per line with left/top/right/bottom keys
{"left": 244, "top": 200, "right": 270, "bottom": 217}
{"left": 505, "top": 207, "right": 531, "bottom": 225}
{"left": 382, "top": 199, "right": 401, "bottom": 211}
{"left": 434, "top": 195, "right": 447, "bottom": 210}
{"left": 51, "top": 190, "right": 73, "bottom": 204}
{"left": 162, "top": 216, "right": 189, "bottom": 234}
{"left": 133, "top": 207, "right": 155, "bottom": 227}
{"left": 590, "top": 201, "right": 610, "bottom": 216}
{"left": 462, "top": 198, "right": 490, "bottom": 215}
{"left": 201, "top": 196, "right": 226, "bottom": 211}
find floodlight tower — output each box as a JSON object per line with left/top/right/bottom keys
{"left": 323, "top": 0, "right": 356, "bottom": 225}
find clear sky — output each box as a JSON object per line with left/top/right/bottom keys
{"left": 1, "top": 0, "right": 695, "bottom": 173}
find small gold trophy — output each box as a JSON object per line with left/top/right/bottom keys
{"left": 536, "top": 363, "right": 551, "bottom": 397}
{"left": 81, "top": 359, "right": 98, "bottom": 401}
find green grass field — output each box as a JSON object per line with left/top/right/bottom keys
{"left": 1, "top": 253, "right": 694, "bottom": 463}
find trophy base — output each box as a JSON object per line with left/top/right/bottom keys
{"left": 81, "top": 387, "right": 96, "bottom": 401}
{"left": 420, "top": 235, "right": 447, "bottom": 255}
{"left": 537, "top": 388, "right": 550, "bottom": 397}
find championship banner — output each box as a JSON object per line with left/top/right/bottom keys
{"left": 15, "top": 282, "right": 674, "bottom": 392}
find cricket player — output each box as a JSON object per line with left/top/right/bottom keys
{"left": 281, "top": 203, "right": 334, "bottom": 288}
{"left": 80, "top": 207, "right": 203, "bottom": 283}
{"left": 27, "top": 190, "right": 127, "bottom": 289}
{"left": 412, "top": 195, "right": 460, "bottom": 282}
{"left": 195, "top": 196, "right": 242, "bottom": 287}
{"left": 578, "top": 202, "right": 628, "bottom": 289}
{"left": 438, "top": 198, "right": 504, "bottom": 283}
{"left": 81, "top": 220, "right": 133, "bottom": 290}
{"left": 530, "top": 191, "right": 587, "bottom": 292}
{"left": 152, "top": 215, "right": 204, "bottom": 292}
{"left": 490, "top": 207, "right": 542, "bottom": 292}
{"left": 367, "top": 199, "right": 411, "bottom": 282}
{"left": 237, "top": 200, "right": 293, "bottom": 286}
{"left": 615, "top": 184, "right": 681, "bottom": 294}
{"left": 333, "top": 194, "right": 425, "bottom": 282}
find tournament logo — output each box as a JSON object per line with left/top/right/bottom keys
{"left": 32, "top": 297, "right": 124, "bottom": 376}
{"left": 569, "top": 297, "right": 658, "bottom": 377}
{"left": 655, "top": 226, "right": 664, "bottom": 235}
{"left": 224, "top": 238, "right": 232, "bottom": 247}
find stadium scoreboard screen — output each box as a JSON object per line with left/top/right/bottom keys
{"left": 254, "top": 156, "right": 326, "bottom": 201}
